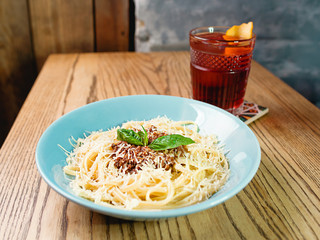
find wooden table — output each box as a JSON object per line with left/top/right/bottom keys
{"left": 0, "top": 52, "right": 319, "bottom": 240}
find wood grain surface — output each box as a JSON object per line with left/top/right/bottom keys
{"left": 0, "top": 52, "right": 319, "bottom": 240}
{"left": 95, "top": 0, "right": 130, "bottom": 52}
{"left": 29, "top": 0, "right": 95, "bottom": 70}
{"left": 0, "top": 0, "right": 37, "bottom": 145}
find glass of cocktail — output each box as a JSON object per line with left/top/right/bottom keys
{"left": 189, "top": 24, "right": 256, "bottom": 115}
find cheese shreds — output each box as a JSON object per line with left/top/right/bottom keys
{"left": 63, "top": 116, "right": 229, "bottom": 210}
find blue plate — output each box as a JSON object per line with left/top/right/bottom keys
{"left": 36, "top": 95, "right": 261, "bottom": 220}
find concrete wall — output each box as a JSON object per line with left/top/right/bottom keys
{"left": 134, "top": 0, "right": 320, "bottom": 107}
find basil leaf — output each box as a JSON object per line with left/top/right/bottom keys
{"left": 141, "top": 126, "right": 148, "bottom": 146}
{"left": 138, "top": 131, "right": 145, "bottom": 144}
{"left": 148, "top": 134, "right": 195, "bottom": 151}
{"left": 117, "top": 129, "right": 143, "bottom": 146}
{"left": 137, "top": 126, "right": 148, "bottom": 146}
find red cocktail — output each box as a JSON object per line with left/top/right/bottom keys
{"left": 189, "top": 26, "right": 256, "bottom": 114}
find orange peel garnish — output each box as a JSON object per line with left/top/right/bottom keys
{"left": 224, "top": 22, "right": 253, "bottom": 40}
{"left": 223, "top": 22, "right": 254, "bottom": 55}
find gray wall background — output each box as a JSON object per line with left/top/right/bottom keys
{"left": 134, "top": 0, "right": 320, "bottom": 107}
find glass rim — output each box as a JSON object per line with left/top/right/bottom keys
{"left": 189, "top": 26, "right": 256, "bottom": 42}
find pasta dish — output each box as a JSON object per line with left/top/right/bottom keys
{"left": 63, "top": 116, "right": 229, "bottom": 210}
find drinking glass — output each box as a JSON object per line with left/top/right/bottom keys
{"left": 189, "top": 26, "right": 256, "bottom": 115}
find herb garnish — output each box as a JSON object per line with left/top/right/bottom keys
{"left": 117, "top": 129, "right": 144, "bottom": 146}
{"left": 148, "top": 134, "right": 195, "bottom": 151}
{"left": 117, "top": 126, "right": 195, "bottom": 151}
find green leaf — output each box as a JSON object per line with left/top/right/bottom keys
{"left": 138, "top": 131, "right": 145, "bottom": 144}
{"left": 148, "top": 134, "right": 195, "bottom": 151}
{"left": 141, "top": 126, "right": 148, "bottom": 146}
{"left": 137, "top": 126, "right": 148, "bottom": 146}
{"left": 117, "top": 129, "right": 143, "bottom": 146}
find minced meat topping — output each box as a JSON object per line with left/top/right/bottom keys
{"left": 110, "top": 126, "right": 175, "bottom": 174}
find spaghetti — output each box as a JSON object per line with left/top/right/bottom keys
{"left": 63, "top": 116, "right": 229, "bottom": 210}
